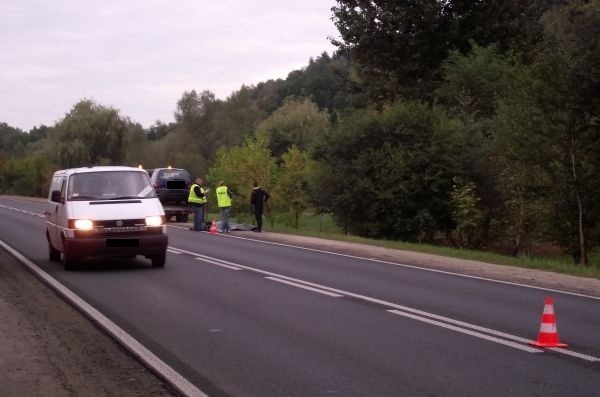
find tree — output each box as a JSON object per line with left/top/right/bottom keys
{"left": 436, "top": 44, "right": 521, "bottom": 249}
{"left": 313, "top": 101, "right": 464, "bottom": 240}
{"left": 47, "top": 100, "right": 130, "bottom": 168}
{"left": 174, "top": 90, "right": 222, "bottom": 173}
{"left": 537, "top": 1, "right": 600, "bottom": 265}
{"left": 0, "top": 122, "right": 27, "bottom": 156}
{"left": 207, "top": 130, "right": 278, "bottom": 219}
{"left": 450, "top": 177, "right": 484, "bottom": 248}
{"left": 330, "top": 0, "right": 546, "bottom": 102}
{"left": 493, "top": 0, "right": 600, "bottom": 264}
{"left": 146, "top": 121, "right": 176, "bottom": 141}
{"left": 255, "top": 98, "right": 330, "bottom": 158}
{"left": 272, "top": 146, "right": 315, "bottom": 228}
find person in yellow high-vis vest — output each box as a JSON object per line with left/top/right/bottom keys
{"left": 215, "top": 180, "right": 233, "bottom": 233}
{"left": 188, "top": 177, "right": 209, "bottom": 231}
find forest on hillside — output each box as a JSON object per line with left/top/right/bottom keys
{"left": 1, "top": 0, "right": 599, "bottom": 265}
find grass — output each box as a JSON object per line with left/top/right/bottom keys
{"left": 208, "top": 211, "right": 600, "bottom": 279}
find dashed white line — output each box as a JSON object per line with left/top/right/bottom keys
{"left": 167, "top": 245, "right": 600, "bottom": 362}
{"left": 266, "top": 277, "right": 344, "bottom": 297}
{"left": 225, "top": 234, "right": 600, "bottom": 301}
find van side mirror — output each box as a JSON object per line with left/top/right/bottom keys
{"left": 51, "top": 190, "right": 64, "bottom": 203}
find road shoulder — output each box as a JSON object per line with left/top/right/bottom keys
{"left": 0, "top": 248, "right": 174, "bottom": 397}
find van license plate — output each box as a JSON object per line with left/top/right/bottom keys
{"left": 106, "top": 239, "right": 139, "bottom": 248}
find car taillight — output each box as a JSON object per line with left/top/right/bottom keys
{"left": 153, "top": 182, "right": 160, "bottom": 189}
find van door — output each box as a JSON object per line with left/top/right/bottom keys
{"left": 48, "top": 176, "right": 66, "bottom": 250}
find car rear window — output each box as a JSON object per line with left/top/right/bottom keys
{"left": 158, "top": 170, "right": 189, "bottom": 180}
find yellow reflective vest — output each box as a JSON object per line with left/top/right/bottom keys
{"left": 188, "top": 184, "right": 207, "bottom": 204}
{"left": 216, "top": 185, "right": 232, "bottom": 208}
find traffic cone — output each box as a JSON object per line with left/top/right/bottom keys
{"left": 529, "top": 297, "right": 568, "bottom": 348}
{"left": 210, "top": 219, "right": 218, "bottom": 235}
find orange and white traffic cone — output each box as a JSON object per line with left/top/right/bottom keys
{"left": 210, "top": 219, "right": 218, "bottom": 235}
{"left": 529, "top": 297, "right": 568, "bottom": 348}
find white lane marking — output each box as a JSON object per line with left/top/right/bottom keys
{"left": 4, "top": 200, "right": 600, "bottom": 301}
{"left": 0, "top": 204, "right": 46, "bottom": 218}
{"left": 168, "top": 247, "right": 246, "bottom": 269}
{"left": 167, "top": 248, "right": 182, "bottom": 254}
{"left": 387, "top": 310, "right": 542, "bottom": 353}
{"left": 266, "top": 277, "right": 344, "bottom": 298}
{"left": 0, "top": 239, "right": 208, "bottom": 397}
{"left": 195, "top": 257, "right": 242, "bottom": 271}
{"left": 225, "top": 234, "right": 600, "bottom": 301}
{"left": 168, "top": 224, "right": 193, "bottom": 230}
{"left": 548, "top": 347, "right": 600, "bottom": 362}
{"left": 168, "top": 246, "right": 600, "bottom": 362}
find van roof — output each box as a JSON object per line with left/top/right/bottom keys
{"left": 53, "top": 166, "right": 144, "bottom": 177}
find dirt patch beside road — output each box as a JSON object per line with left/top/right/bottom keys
{"left": 0, "top": 249, "right": 175, "bottom": 397}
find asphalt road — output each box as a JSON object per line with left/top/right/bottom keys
{"left": 1, "top": 197, "right": 599, "bottom": 396}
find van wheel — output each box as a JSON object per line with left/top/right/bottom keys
{"left": 63, "top": 247, "right": 78, "bottom": 271}
{"left": 151, "top": 252, "right": 166, "bottom": 268}
{"left": 49, "top": 241, "right": 61, "bottom": 262}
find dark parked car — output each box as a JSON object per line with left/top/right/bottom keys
{"left": 148, "top": 167, "right": 193, "bottom": 222}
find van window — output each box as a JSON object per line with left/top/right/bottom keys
{"left": 67, "top": 171, "right": 157, "bottom": 200}
{"left": 48, "top": 176, "right": 66, "bottom": 201}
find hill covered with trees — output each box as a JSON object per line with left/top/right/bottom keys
{"left": 1, "top": 0, "right": 598, "bottom": 266}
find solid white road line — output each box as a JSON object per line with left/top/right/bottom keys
{"left": 194, "top": 257, "right": 242, "bottom": 270}
{"left": 548, "top": 347, "right": 600, "bottom": 362}
{"left": 0, "top": 240, "right": 208, "bottom": 397}
{"left": 167, "top": 248, "right": 182, "bottom": 254}
{"left": 226, "top": 234, "right": 600, "bottom": 301}
{"left": 266, "top": 277, "right": 344, "bottom": 297}
{"left": 168, "top": 246, "right": 600, "bottom": 362}
{"left": 387, "top": 310, "right": 542, "bottom": 353}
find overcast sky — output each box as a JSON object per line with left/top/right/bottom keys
{"left": 1, "top": 0, "right": 339, "bottom": 131}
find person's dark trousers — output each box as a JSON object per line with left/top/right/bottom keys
{"left": 220, "top": 207, "right": 231, "bottom": 233}
{"left": 200, "top": 204, "right": 207, "bottom": 226}
{"left": 253, "top": 207, "right": 263, "bottom": 232}
{"left": 192, "top": 206, "right": 204, "bottom": 231}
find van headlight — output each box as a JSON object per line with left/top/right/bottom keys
{"left": 145, "top": 216, "right": 164, "bottom": 227}
{"left": 74, "top": 219, "right": 93, "bottom": 230}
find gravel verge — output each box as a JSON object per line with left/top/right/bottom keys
{"left": 0, "top": 248, "right": 175, "bottom": 397}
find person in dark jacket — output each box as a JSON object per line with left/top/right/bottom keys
{"left": 250, "top": 182, "right": 270, "bottom": 232}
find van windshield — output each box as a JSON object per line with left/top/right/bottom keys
{"left": 67, "top": 171, "right": 157, "bottom": 201}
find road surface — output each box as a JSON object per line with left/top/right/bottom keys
{"left": 1, "top": 196, "right": 599, "bottom": 396}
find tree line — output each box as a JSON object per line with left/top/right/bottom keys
{"left": 1, "top": 0, "right": 598, "bottom": 265}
